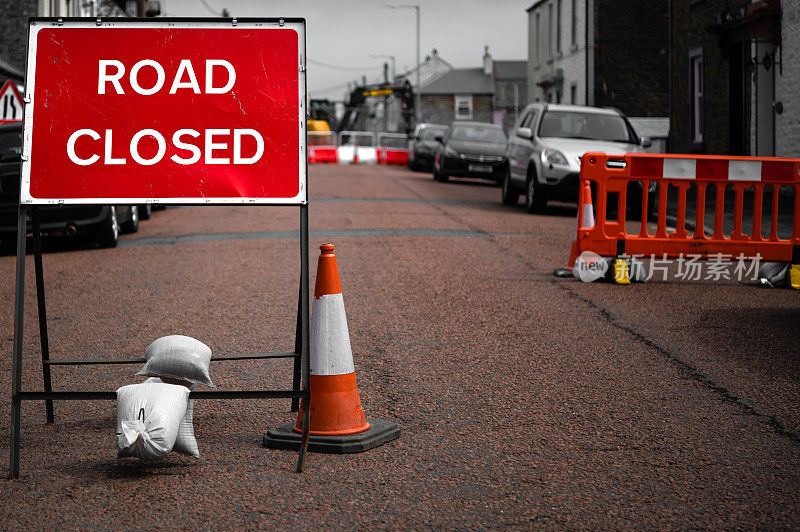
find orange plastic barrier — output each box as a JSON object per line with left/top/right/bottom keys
{"left": 571, "top": 152, "right": 800, "bottom": 265}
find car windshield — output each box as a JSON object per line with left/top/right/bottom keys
{"left": 538, "top": 111, "right": 635, "bottom": 143}
{"left": 0, "top": 129, "right": 22, "bottom": 162}
{"left": 421, "top": 128, "right": 445, "bottom": 140}
{"left": 449, "top": 125, "right": 507, "bottom": 143}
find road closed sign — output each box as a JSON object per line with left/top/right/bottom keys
{"left": 20, "top": 18, "right": 307, "bottom": 205}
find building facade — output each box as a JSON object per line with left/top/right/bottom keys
{"left": 526, "top": 0, "right": 668, "bottom": 117}
{"left": 671, "top": 0, "right": 784, "bottom": 156}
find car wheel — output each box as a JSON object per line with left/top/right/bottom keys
{"left": 97, "top": 207, "right": 119, "bottom": 248}
{"left": 501, "top": 167, "right": 519, "bottom": 206}
{"left": 121, "top": 206, "right": 139, "bottom": 234}
{"left": 438, "top": 158, "right": 449, "bottom": 182}
{"left": 138, "top": 204, "right": 152, "bottom": 220}
{"left": 525, "top": 176, "right": 547, "bottom": 214}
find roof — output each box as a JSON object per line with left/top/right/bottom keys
{"left": 526, "top": 0, "right": 548, "bottom": 12}
{"left": 544, "top": 104, "right": 621, "bottom": 115}
{"left": 421, "top": 68, "right": 494, "bottom": 95}
{"left": 627, "top": 117, "right": 670, "bottom": 138}
{"left": 494, "top": 60, "right": 527, "bottom": 80}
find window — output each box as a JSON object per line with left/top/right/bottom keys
{"left": 455, "top": 95, "right": 473, "bottom": 119}
{"left": 557, "top": 0, "right": 562, "bottom": 54}
{"left": 571, "top": 0, "right": 577, "bottom": 46}
{"left": 538, "top": 110, "right": 637, "bottom": 144}
{"left": 689, "top": 48, "right": 704, "bottom": 146}
{"left": 520, "top": 111, "right": 536, "bottom": 129}
{"left": 570, "top": 83, "right": 577, "bottom": 104}
{"left": 548, "top": 3, "right": 554, "bottom": 59}
{"left": 535, "top": 13, "right": 541, "bottom": 65}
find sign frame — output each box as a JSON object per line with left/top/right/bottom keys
{"left": 9, "top": 17, "right": 312, "bottom": 479}
{"left": 20, "top": 17, "right": 308, "bottom": 206}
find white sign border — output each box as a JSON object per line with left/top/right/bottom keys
{"left": 20, "top": 18, "right": 308, "bottom": 206}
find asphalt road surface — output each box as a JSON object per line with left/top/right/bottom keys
{"left": 0, "top": 163, "right": 798, "bottom": 528}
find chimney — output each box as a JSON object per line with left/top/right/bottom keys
{"left": 483, "top": 45, "right": 493, "bottom": 76}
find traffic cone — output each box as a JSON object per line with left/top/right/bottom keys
{"left": 350, "top": 142, "right": 360, "bottom": 164}
{"left": 263, "top": 243, "right": 400, "bottom": 453}
{"left": 553, "top": 180, "right": 595, "bottom": 277}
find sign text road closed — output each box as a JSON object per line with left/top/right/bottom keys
{"left": 21, "top": 19, "right": 307, "bottom": 205}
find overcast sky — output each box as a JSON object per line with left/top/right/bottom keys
{"left": 163, "top": 0, "right": 531, "bottom": 100}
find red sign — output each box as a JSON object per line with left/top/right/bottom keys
{"left": 21, "top": 19, "right": 306, "bottom": 205}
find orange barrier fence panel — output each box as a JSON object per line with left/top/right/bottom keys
{"left": 575, "top": 152, "right": 800, "bottom": 264}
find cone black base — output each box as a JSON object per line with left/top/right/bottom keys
{"left": 263, "top": 419, "right": 400, "bottom": 454}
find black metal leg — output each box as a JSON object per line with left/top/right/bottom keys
{"left": 296, "top": 203, "right": 310, "bottom": 473}
{"left": 290, "top": 280, "right": 302, "bottom": 412}
{"left": 31, "top": 208, "right": 54, "bottom": 423}
{"left": 10, "top": 207, "right": 28, "bottom": 479}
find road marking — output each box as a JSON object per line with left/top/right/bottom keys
{"left": 120, "top": 228, "right": 493, "bottom": 247}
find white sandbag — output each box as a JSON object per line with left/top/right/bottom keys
{"left": 116, "top": 381, "right": 189, "bottom": 460}
{"left": 145, "top": 377, "right": 199, "bottom": 458}
{"left": 137, "top": 335, "right": 214, "bottom": 387}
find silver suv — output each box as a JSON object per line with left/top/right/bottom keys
{"left": 502, "top": 103, "right": 651, "bottom": 214}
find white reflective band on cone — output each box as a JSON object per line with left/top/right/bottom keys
{"left": 310, "top": 293, "right": 355, "bottom": 376}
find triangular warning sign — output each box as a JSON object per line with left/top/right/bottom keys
{"left": 0, "top": 79, "right": 23, "bottom": 124}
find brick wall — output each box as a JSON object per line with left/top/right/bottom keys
{"left": 776, "top": 1, "right": 800, "bottom": 157}
{"left": 671, "top": 0, "right": 752, "bottom": 155}
{"left": 593, "top": 0, "right": 668, "bottom": 117}
{"left": 421, "top": 94, "right": 493, "bottom": 126}
{"left": 0, "top": 0, "right": 37, "bottom": 72}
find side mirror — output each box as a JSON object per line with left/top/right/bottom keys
{"left": 433, "top": 133, "right": 444, "bottom": 142}
{"left": 516, "top": 127, "right": 533, "bottom": 140}
{"left": 640, "top": 136, "right": 652, "bottom": 148}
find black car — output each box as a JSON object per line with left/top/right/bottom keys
{"left": 0, "top": 122, "right": 140, "bottom": 249}
{"left": 432, "top": 121, "right": 508, "bottom": 183}
{"left": 408, "top": 123, "right": 447, "bottom": 172}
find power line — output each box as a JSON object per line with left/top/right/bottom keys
{"left": 308, "top": 59, "right": 382, "bottom": 72}
{"left": 198, "top": 0, "right": 222, "bottom": 16}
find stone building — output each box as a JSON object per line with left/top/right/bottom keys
{"left": 526, "top": 0, "right": 669, "bottom": 118}
{"left": 418, "top": 47, "right": 527, "bottom": 129}
{"left": 670, "top": 0, "right": 784, "bottom": 156}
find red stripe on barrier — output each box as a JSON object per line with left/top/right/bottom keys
{"left": 696, "top": 158, "right": 729, "bottom": 180}
{"left": 762, "top": 160, "right": 796, "bottom": 182}
{"left": 629, "top": 156, "right": 662, "bottom": 179}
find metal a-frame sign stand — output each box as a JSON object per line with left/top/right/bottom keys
{"left": 9, "top": 17, "right": 311, "bottom": 478}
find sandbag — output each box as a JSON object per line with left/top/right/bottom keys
{"left": 758, "top": 262, "right": 788, "bottom": 288}
{"left": 116, "top": 381, "right": 189, "bottom": 460}
{"left": 145, "top": 377, "right": 199, "bottom": 458}
{"left": 137, "top": 335, "right": 214, "bottom": 387}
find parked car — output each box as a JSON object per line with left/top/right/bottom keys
{"left": 407, "top": 123, "right": 447, "bottom": 172}
{"left": 502, "top": 103, "right": 653, "bottom": 215}
{"left": 0, "top": 122, "right": 140, "bottom": 250}
{"left": 432, "top": 121, "right": 508, "bottom": 183}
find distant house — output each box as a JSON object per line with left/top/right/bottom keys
{"left": 419, "top": 47, "right": 527, "bottom": 130}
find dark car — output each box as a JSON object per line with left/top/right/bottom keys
{"left": 0, "top": 122, "right": 140, "bottom": 250}
{"left": 432, "top": 121, "right": 508, "bottom": 183}
{"left": 407, "top": 123, "right": 447, "bottom": 172}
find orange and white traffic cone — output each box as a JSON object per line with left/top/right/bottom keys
{"left": 350, "top": 142, "right": 361, "bottom": 164}
{"left": 263, "top": 243, "right": 400, "bottom": 453}
{"left": 553, "top": 179, "right": 595, "bottom": 277}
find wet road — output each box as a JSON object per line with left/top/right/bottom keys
{"left": 0, "top": 163, "right": 798, "bottom": 528}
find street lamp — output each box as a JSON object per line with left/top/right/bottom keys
{"left": 386, "top": 3, "right": 420, "bottom": 123}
